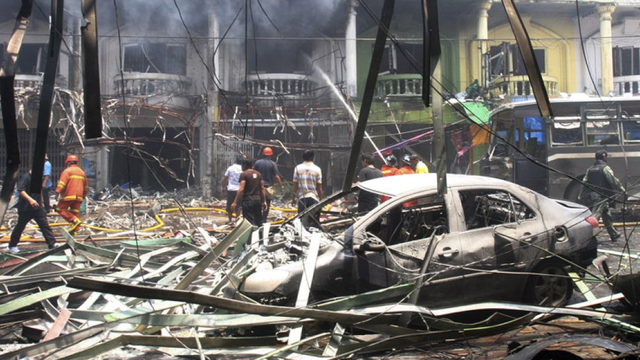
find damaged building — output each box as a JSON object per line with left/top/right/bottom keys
{"left": 3, "top": 1, "right": 640, "bottom": 358}
{"left": 2, "top": 0, "right": 640, "bottom": 197}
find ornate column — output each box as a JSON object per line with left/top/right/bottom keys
{"left": 345, "top": 0, "right": 358, "bottom": 98}
{"left": 476, "top": 0, "right": 492, "bottom": 85}
{"left": 598, "top": 4, "right": 616, "bottom": 95}
{"left": 203, "top": 12, "right": 219, "bottom": 198}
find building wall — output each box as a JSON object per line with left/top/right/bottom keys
{"left": 481, "top": 17, "right": 576, "bottom": 95}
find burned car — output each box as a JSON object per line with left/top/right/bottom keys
{"left": 238, "top": 174, "right": 598, "bottom": 308}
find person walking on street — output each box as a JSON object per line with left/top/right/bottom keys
{"left": 8, "top": 170, "right": 57, "bottom": 253}
{"left": 398, "top": 154, "right": 416, "bottom": 175}
{"left": 222, "top": 157, "right": 243, "bottom": 224}
{"left": 43, "top": 154, "right": 53, "bottom": 213}
{"left": 55, "top": 154, "right": 88, "bottom": 234}
{"left": 578, "top": 149, "right": 625, "bottom": 242}
{"left": 355, "top": 154, "right": 383, "bottom": 213}
{"left": 231, "top": 158, "right": 267, "bottom": 226}
{"left": 253, "top": 147, "right": 283, "bottom": 224}
{"left": 292, "top": 150, "right": 323, "bottom": 213}
{"left": 410, "top": 154, "right": 429, "bottom": 173}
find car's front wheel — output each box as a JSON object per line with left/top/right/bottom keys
{"left": 525, "top": 262, "right": 573, "bottom": 307}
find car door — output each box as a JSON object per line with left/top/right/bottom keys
{"left": 351, "top": 191, "right": 466, "bottom": 308}
{"left": 454, "top": 187, "right": 543, "bottom": 303}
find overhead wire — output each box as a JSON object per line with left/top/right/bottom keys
{"left": 112, "top": 0, "right": 149, "bottom": 286}
{"left": 352, "top": 0, "right": 635, "bottom": 323}
{"left": 358, "top": 0, "right": 633, "bottom": 209}
{"left": 574, "top": 0, "right": 637, "bottom": 320}
{"left": 17, "top": 1, "right": 637, "bottom": 331}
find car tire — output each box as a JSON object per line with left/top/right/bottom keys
{"left": 564, "top": 181, "right": 582, "bottom": 204}
{"left": 525, "top": 262, "right": 573, "bottom": 307}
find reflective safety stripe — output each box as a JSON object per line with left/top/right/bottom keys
{"left": 62, "top": 196, "right": 84, "bottom": 201}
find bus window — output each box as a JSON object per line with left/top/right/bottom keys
{"left": 492, "top": 120, "right": 513, "bottom": 157}
{"left": 586, "top": 121, "right": 619, "bottom": 145}
{"left": 551, "top": 117, "right": 582, "bottom": 146}
{"left": 523, "top": 117, "right": 546, "bottom": 150}
{"left": 622, "top": 120, "right": 640, "bottom": 143}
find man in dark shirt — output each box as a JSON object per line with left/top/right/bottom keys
{"left": 356, "top": 154, "right": 383, "bottom": 213}
{"left": 231, "top": 158, "right": 267, "bottom": 226}
{"left": 8, "top": 170, "right": 57, "bottom": 253}
{"left": 253, "top": 147, "right": 283, "bottom": 224}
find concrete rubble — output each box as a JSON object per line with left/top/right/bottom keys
{"left": 0, "top": 192, "right": 639, "bottom": 359}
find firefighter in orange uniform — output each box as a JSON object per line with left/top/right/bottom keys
{"left": 381, "top": 154, "right": 399, "bottom": 177}
{"left": 55, "top": 154, "right": 88, "bottom": 233}
{"left": 398, "top": 154, "right": 416, "bottom": 175}
{"left": 380, "top": 154, "right": 399, "bottom": 203}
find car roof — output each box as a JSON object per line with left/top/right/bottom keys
{"left": 358, "top": 173, "right": 515, "bottom": 197}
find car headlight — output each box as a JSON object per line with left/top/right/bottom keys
{"left": 241, "top": 269, "right": 291, "bottom": 294}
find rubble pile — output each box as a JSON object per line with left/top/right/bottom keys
{"left": 0, "top": 194, "right": 638, "bottom": 358}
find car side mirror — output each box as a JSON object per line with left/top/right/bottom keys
{"left": 354, "top": 238, "right": 386, "bottom": 254}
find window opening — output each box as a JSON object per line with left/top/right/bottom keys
{"left": 366, "top": 195, "right": 448, "bottom": 246}
{"left": 459, "top": 190, "right": 535, "bottom": 231}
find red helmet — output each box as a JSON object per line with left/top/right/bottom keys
{"left": 65, "top": 154, "right": 79, "bottom": 164}
{"left": 263, "top": 147, "right": 273, "bottom": 156}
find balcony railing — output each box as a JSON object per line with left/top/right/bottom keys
{"left": 245, "top": 73, "right": 316, "bottom": 97}
{"left": 614, "top": 75, "right": 640, "bottom": 96}
{"left": 113, "top": 72, "right": 192, "bottom": 97}
{"left": 488, "top": 75, "right": 558, "bottom": 98}
{"left": 14, "top": 74, "right": 43, "bottom": 90}
{"left": 375, "top": 74, "right": 422, "bottom": 98}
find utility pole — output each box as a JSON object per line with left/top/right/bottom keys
{"left": 0, "top": 0, "right": 34, "bottom": 224}
{"left": 343, "top": 0, "right": 395, "bottom": 192}
{"left": 30, "top": 0, "right": 64, "bottom": 195}
{"left": 81, "top": 0, "right": 102, "bottom": 139}
{"left": 422, "top": 0, "right": 445, "bottom": 195}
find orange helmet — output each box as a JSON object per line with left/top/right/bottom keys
{"left": 263, "top": 147, "right": 273, "bottom": 156}
{"left": 65, "top": 154, "right": 79, "bottom": 164}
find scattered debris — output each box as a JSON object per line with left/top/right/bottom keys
{"left": 0, "top": 188, "right": 639, "bottom": 359}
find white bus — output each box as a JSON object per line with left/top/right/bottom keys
{"left": 480, "top": 97, "right": 640, "bottom": 203}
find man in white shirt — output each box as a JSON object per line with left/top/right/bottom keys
{"left": 221, "top": 157, "right": 243, "bottom": 224}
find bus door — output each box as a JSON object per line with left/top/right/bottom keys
{"left": 513, "top": 116, "right": 548, "bottom": 195}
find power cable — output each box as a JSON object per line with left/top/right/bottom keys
{"left": 574, "top": 0, "right": 637, "bottom": 312}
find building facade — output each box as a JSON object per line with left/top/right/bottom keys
{"left": 1, "top": 0, "right": 638, "bottom": 197}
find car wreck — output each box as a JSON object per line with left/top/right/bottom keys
{"left": 235, "top": 174, "right": 599, "bottom": 311}
{"left": 1, "top": 183, "right": 637, "bottom": 359}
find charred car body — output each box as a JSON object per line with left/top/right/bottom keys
{"left": 237, "top": 174, "right": 598, "bottom": 308}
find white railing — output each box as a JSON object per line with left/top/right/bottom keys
{"left": 489, "top": 75, "right": 558, "bottom": 97}
{"left": 245, "top": 73, "right": 316, "bottom": 97}
{"left": 375, "top": 74, "right": 422, "bottom": 97}
{"left": 614, "top": 75, "right": 640, "bottom": 96}
{"left": 14, "top": 74, "right": 43, "bottom": 90}
{"left": 113, "top": 72, "right": 192, "bottom": 97}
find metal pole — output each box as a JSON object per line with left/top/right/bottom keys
{"left": 30, "top": 0, "right": 64, "bottom": 194}
{"left": 82, "top": 0, "right": 103, "bottom": 139}
{"left": 342, "top": 0, "right": 395, "bottom": 192}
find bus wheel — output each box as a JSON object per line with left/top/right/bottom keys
{"left": 524, "top": 262, "right": 573, "bottom": 307}
{"left": 564, "top": 181, "right": 581, "bottom": 204}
